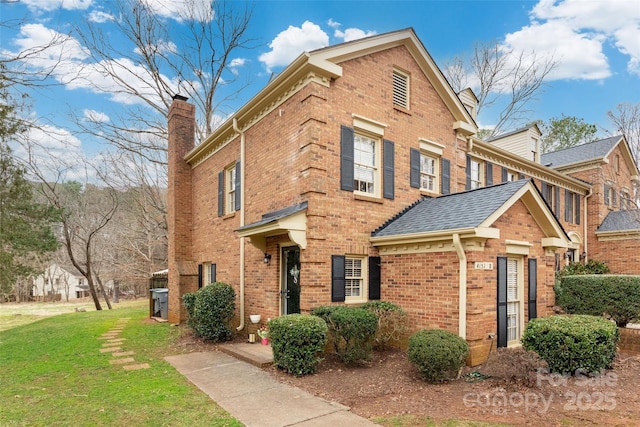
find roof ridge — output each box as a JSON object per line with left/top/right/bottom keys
{"left": 542, "top": 135, "right": 621, "bottom": 156}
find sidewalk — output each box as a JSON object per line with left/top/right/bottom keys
{"left": 165, "top": 350, "right": 379, "bottom": 426}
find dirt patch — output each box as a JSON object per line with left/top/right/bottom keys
{"left": 171, "top": 328, "right": 640, "bottom": 425}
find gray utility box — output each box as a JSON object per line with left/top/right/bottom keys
{"left": 150, "top": 288, "right": 169, "bottom": 319}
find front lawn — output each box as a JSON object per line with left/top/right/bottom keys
{"left": 0, "top": 303, "right": 241, "bottom": 426}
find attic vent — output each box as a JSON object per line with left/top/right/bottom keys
{"left": 392, "top": 69, "right": 409, "bottom": 109}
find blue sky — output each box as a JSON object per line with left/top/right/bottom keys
{"left": 2, "top": 0, "right": 640, "bottom": 175}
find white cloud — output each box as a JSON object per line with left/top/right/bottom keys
{"left": 327, "top": 19, "right": 341, "bottom": 29}
{"left": 88, "top": 10, "right": 115, "bottom": 23}
{"left": 259, "top": 21, "right": 329, "bottom": 72}
{"left": 507, "top": 0, "right": 640, "bottom": 80}
{"left": 144, "top": 0, "right": 214, "bottom": 22}
{"left": 229, "top": 58, "right": 246, "bottom": 68}
{"left": 21, "top": 0, "right": 93, "bottom": 12}
{"left": 83, "top": 109, "right": 110, "bottom": 123}
{"left": 334, "top": 28, "right": 377, "bottom": 43}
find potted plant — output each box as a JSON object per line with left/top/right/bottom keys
{"left": 257, "top": 326, "right": 269, "bottom": 345}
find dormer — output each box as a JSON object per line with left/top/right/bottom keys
{"left": 486, "top": 124, "right": 542, "bottom": 163}
{"left": 458, "top": 88, "right": 478, "bottom": 122}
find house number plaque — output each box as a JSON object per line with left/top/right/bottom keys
{"left": 474, "top": 262, "right": 494, "bottom": 270}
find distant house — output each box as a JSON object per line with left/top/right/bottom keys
{"left": 32, "top": 264, "right": 90, "bottom": 301}
{"left": 166, "top": 28, "right": 639, "bottom": 365}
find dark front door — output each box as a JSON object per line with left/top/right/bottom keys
{"left": 281, "top": 246, "right": 300, "bottom": 315}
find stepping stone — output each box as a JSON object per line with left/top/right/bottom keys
{"left": 112, "top": 351, "right": 135, "bottom": 357}
{"left": 123, "top": 363, "right": 150, "bottom": 370}
{"left": 109, "top": 357, "right": 135, "bottom": 365}
{"left": 99, "top": 347, "right": 121, "bottom": 353}
{"left": 106, "top": 339, "right": 126, "bottom": 344}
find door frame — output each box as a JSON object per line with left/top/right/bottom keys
{"left": 280, "top": 245, "right": 301, "bottom": 316}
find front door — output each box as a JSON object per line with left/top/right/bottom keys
{"left": 281, "top": 246, "right": 300, "bottom": 315}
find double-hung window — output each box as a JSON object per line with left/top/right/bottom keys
{"left": 469, "top": 158, "right": 483, "bottom": 189}
{"left": 353, "top": 133, "right": 378, "bottom": 195}
{"left": 345, "top": 257, "right": 365, "bottom": 301}
{"left": 226, "top": 164, "right": 237, "bottom": 213}
{"left": 420, "top": 153, "right": 438, "bottom": 192}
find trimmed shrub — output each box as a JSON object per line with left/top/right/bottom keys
{"left": 312, "top": 306, "right": 378, "bottom": 364}
{"left": 183, "top": 282, "right": 235, "bottom": 342}
{"left": 557, "top": 274, "right": 640, "bottom": 326}
{"left": 557, "top": 259, "right": 610, "bottom": 279}
{"left": 269, "top": 314, "right": 327, "bottom": 376}
{"left": 360, "top": 301, "right": 408, "bottom": 349}
{"left": 521, "top": 315, "right": 619, "bottom": 374}
{"left": 408, "top": 329, "right": 469, "bottom": 382}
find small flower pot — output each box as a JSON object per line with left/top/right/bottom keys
{"left": 261, "top": 338, "right": 269, "bottom": 345}
{"left": 249, "top": 314, "right": 261, "bottom": 324}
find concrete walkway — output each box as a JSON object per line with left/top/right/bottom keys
{"left": 165, "top": 351, "right": 379, "bottom": 427}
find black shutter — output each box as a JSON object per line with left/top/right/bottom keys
{"left": 368, "top": 256, "right": 381, "bottom": 300}
{"left": 497, "top": 256, "right": 508, "bottom": 348}
{"left": 197, "top": 264, "right": 203, "bottom": 289}
{"left": 519, "top": 173, "right": 525, "bottom": 180}
{"left": 217, "top": 171, "right": 224, "bottom": 217}
{"left": 554, "top": 186, "right": 561, "bottom": 217}
{"left": 612, "top": 189, "right": 617, "bottom": 207}
{"left": 210, "top": 263, "right": 216, "bottom": 284}
{"left": 234, "top": 161, "right": 241, "bottom": 211}
{"left": 575, "top": 194, "right": 581, "bottom": 225}
{"left": 541, "top": 182, "right": 549, "bottom": 204}
{"left": 604, "top": 184, "right": 610, "bottom": 206}
{"left": 331, "top": 255, "right": 346, "bottom": 302}
{"left": 465, "top": 155, "right": 471, "bottom": 190}
{"left": 502, "top": 167, "right": 508, "bottom": 182}
{"left": 410, "top": 148, "right": 420, "bottom": 188}
{"left": 528, "top": 258, "right": 537, "bottom": 320}
{"left": 441, "top": 158, "right": 451, "bottom": 195}
{"left": 486, "top": 162, "right": 493, "bottom": 186}
{"left": 340, "top": 126, "right": 354, "bottom": 191}
{"left": 383, "top": 140, "right": 395, "bottom": 199}
{"left": 565, "top": 189, "right": 571, "bottom": 222}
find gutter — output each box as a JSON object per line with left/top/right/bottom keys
{"left": 452, "top": 233, "right": 467, "bottom": 339}
{"left": 233, "top": 118, "right": 246, "bottom": 332}
{"left": 584, "top": 186, "right": 592, "bottom": 261}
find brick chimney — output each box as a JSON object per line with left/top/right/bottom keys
{"left": 167, "top": 94, "right": 197, "bottom": 323}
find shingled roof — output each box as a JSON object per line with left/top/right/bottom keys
{"left": 597, "top": 210, "right": 640, "bottom": 233}
{"left": 372, "top": 180, "right": 530, "bottom": 237}
{"left": 541, "top": 136, "right": 622, "bottom": 168}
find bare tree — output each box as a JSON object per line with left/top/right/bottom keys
{"left": 72, "top": 0, "right": 256, "bottom": 164}
{"left": 445, "top": 40, "right": 557, "bottom": 137}
{"left": 608, "top": 102, "right": 640, "bottom": 163}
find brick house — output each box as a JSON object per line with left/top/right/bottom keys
{"left": 167, "top": 28, "right": 638, "bottom": 364}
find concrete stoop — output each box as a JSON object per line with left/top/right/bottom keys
{"left": 220, "top": 342, "right": 274, "bottom": 367}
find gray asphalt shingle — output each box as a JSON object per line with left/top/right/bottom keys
{"left": 540, "top": 136, "right": 621, "bottom": 168}
{"left": 372, "top": 180, "right": 529, "bottom": 237}
{"left": 597, "top": 210, "right": 640, "bottom": 232}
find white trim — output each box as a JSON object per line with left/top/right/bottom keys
{"left": 352, "top": 114, "right": 387, "bottom": 136}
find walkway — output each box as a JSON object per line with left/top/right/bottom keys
{"left": 165, "top": 347, "right": 379, "bottom": 427}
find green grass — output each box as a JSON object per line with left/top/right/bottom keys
{"left": 0, "top": 303, "right": 241, "bottom": 426}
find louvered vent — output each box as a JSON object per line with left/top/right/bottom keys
{"left": 392, "top": 70, "right": 409, "bottom": 109}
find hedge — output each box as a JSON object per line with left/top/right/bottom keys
{"left": 521, "top": 315, "right": 619, "bottom": 374}
{"left": 556, "top": 274, "right": 640, "bottom": 327}
{"left": 269, "top": 314, "right": 327, "bottom": 376}
{"left": 183, "top": 282, "right": 235, "bottom": 342}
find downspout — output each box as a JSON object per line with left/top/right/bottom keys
{"left": 452, "top": 233, "right": 467, "bottom": 339}
{"left": 584, "top": 187, "right": 592, "bottom": 261}
{"left": 233, "top": 118, "right": 246, "bottom": 332}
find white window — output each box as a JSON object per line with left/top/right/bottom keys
{"left": 354, "top": 133, "right": 378, "bottom": 195}
{"left": 506, "top": 171, "right": 517, "bottom": 182}
{"left": 420, "top": 153, "right": 438, "bottom": 192}
{"left": 470, "top": 159, "right": 483, "bottom": 189}
{"left": 507, "top": 258, "right": 523, "bottom": 345}
{"left": 226, "top": 164, "right": 237, "bottom": 213}
{"left": 392, "top": 69, "right": 409, "bottom": 109}
{"left": 345, "top": 257, "right": 367, "bottom": 303}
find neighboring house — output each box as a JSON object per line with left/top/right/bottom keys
{"left": 541, "top": 136, "right": 640, "bottom": 273}
{"left": 32, "top": 263, "right": 90, "bottom": 301}
{"left": 166, "top": 28, "right": 638, "bottom": 365}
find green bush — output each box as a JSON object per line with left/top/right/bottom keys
{"left": 521, "top": 315, "right": 619, "bottom": 374}
{"left": 557, "top": 274, "right": 640, "bottom": 326}
{"left": 407, "top": 329, "right": 468, "bottom": 382}
{"left": 312, "top": 306, "right": 377, "bottom": 364}
{"left": 557, "top": 259, "right": 610, "bottom": 279}
{"left": 269, "top": 314, "right": 327, "bottom": 376}
{"left": 360, "top": 301, "right": 408, "bottom": 349}
{"left": 183, "top": 282, "right": 235, "bottom": 342}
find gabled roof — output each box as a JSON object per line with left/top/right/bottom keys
{"left": 597, "top": 210, "right": 640, "bottom": 233}
{"left": 371, "top": 179, "right": 569, "bottom": 249}
{"left": 236, "top": 202, "right": 308, "bottom": 252}
{"left": 373, "top": 180, "right": 529, "bottom": 237}
{"left": 541, "top": 136, "right": 621, "bottom": 168}
{"left": 485, "top": 123, "right": 541, "bottom": 143}
{"left": 186, "top": 28, "right": 477, "bottom": 166}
